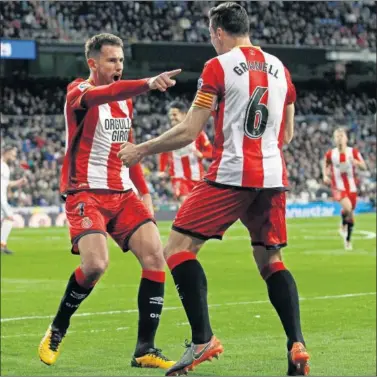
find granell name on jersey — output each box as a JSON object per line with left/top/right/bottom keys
{"left": 104, "top": 118, "right": 131, "bottom": 143}
{"left": 233, "top": 61, "right": 279, "bottom": 78}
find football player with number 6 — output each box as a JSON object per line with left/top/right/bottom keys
{"left": 118, "top": 2, "right": 309, "bottom": 375}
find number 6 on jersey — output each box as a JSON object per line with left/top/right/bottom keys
{"left": 244, "top": 86, "right": 268, "bottom": 139}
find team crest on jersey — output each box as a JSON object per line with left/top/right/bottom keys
{"left": 78, "top": 82, "right": 92, "bottom": 92}
{"left": 81, "top": 217, "right": 93, "bottom": 229}
{"left": 197, "top": 78, "right": 203, "bottom": 90}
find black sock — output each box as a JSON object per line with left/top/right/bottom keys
{"left": 171, "top": 260, "right": 213, "bottom": 344}
{"left": 346, "top": 221, "right": 354, "bottom": 242}
{"left": 52, "top": 272, "right": 94, "bottom": 332}
{"left": 134, "top": 277, "right": 164, "bottom": 357}
{"left": 266, "top": 270, "right": 304, "bottom": 351}
{"left": 341, "top": 213, "right": 347, "bottom": 226}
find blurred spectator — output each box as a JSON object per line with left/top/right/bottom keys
{"left": 2, "top": 1, "right": 376, "bottom": 49}
{"left": 1, "top": 82, "right": 375, "bottom": 207}
{"left": 2, "top": 78, "right": 376, "bottom": 117}
{"left": 1, "top": 1, "right": 375, "bottom": 208}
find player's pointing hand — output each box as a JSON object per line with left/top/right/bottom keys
{"left": 147, "top": 69, "right": 182, "bottom": 92}
{"left": 117, "top": 142, "right": 143, "bottom": 167}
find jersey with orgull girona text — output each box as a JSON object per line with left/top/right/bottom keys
{"left": 60, "top": 78, "right": 135, "bottom": 193}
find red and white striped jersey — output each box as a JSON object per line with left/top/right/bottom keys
{"left": 325, "top": 147, "right": 364, "bottom": 193}
{"left": 60, "top": 79, "right": 134, "bottom": 193}
{"left": 192, "top": 46, "right": 296, "bottom": 188}
{"left": 159, "top": 131, "right": 212, "bottom": 181}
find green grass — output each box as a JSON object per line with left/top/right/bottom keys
{"left": 1, "top": 214, "right": 376, "bottom": 376}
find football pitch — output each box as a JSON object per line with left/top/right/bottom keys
{"left": 1, "top": 214, "right": 376, "bottom": 376}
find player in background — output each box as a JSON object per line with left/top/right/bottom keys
{"left": 1, "top": 146, "right": 27, "bottom": 254}
{"left": 118, "top": 3, "right": 309, "bottom": 376}
{"left": 159, "top": 101, "right": 213, "bottom": 203}
{"left": 38, "top": 33, "right": 181, "bottom": 369}
{"left": 322, "top": 127, "right": 367, "bottom": 250}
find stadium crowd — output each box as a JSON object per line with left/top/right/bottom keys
{"left": 3, "top": 79, "right": 376, "bottom": 117}
{"left": 1, "top": 0, "right": 375, "bottom": 207}
{"left": 1, "top": 83, "right": 376, "bottom": 208}
{"left": 2, "top": 1, "right": 376, "bottom": 49}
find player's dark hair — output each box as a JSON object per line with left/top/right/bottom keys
{"left": 169, "top": 101, "right": 188, "bottom": 114}
{"left": 208, "top": 2, "right": 249, "bottom": 36}
{"left": 85, "top": 33, "right": 123, "bottom": 59}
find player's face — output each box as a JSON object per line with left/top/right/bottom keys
{"left": 334, "top": 130, "right": 348, "bottom": 147}
{"left": 5, "top": 149, "right": 17, "bottom": 162}
{"left": 168, "top": 108, "right": 186, "bottom": 126}
{"left": 90, "top": 45, "right": 124, "bottom": 85}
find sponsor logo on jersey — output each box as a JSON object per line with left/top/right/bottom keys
{"left": 104, "top": 118, "right": 132, "bottom": 143}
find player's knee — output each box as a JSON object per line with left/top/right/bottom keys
{"left": 163, "top": 231, "right": 202, "bottom": 260}
{"left": 163, "top": 243, "right": 200, "bottom": 260}
{"left": 140, "top": 252, "right": 165, "bottom": 270}
{"left": 82, "top": 257, "right": 109, "bottom": 280}
{"left": 163, "top": 244, "right": 178, "bottom": 261}
{"left": 139, "top": 243, "right": 165, "bottom": 270}
{"left": 252, "top": 246, "right": 282, "bottom": 273}
{"left": 163, "top": 240, "right": 180, "bottom": 260}
{"left": 343, "top": 207, "right": 352, "bottom": 216}
{"left": 343, "top": 209, "right": 353, "bottom": 220}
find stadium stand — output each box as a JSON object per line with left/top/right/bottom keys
{"left": 2, "top": 1, "right": 376, "bottom": 49}
{"left": 1, "top": 84, "right": 375, "bottom": 207}
{"left": 1, "top": 1, "right": 375, "bottom": 209}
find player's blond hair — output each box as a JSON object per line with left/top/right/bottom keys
{"left": 333, "top": 127, "right": 347, "bottom": 137}
{"left": 1, "top": 145, "right": 17, "bottom": 156}
{"left": 85, "top": 33, "right": 123, "bottom": 60}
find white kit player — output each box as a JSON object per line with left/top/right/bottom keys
{"left": 1, "top": 146, "right": 27, "bottom": 254}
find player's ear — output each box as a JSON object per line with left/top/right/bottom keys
{"left": 87, "top": 57, "right": 97, "bottom": 72}
{"left": 216, "top": 27, "right": 223, "bottom": 40}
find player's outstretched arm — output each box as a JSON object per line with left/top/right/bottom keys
{"left": 0, "top": 190, "right": 13, "bottom": 220}
{"left": 322, "top": 158, "right": 331, "bottom": 184}
{"left": 353, "top": 159, "right": 367, "bottom": 170}
{"left": 284, "top": 103, "right": 295, "bottom": 144}
{"left": 352, "top": 151, "right": 367, "bottom": 170}
{"left": 118, "top": 106, "right": 211, "bottom": 167}
{"left": 8, "top": 177, "right": 27, "bottom": 188}
{"left": 81, "top": 69, "right": 181, "bottom": 108}
{"left": 129, "top": 163, "right": 149, "bottom": 196}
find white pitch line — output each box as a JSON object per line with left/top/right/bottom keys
{"left": 1, "top": 326, "right": 130, "bottom": 339}
{"left": 1, "top": 292, "right": 375, "bottom": 324}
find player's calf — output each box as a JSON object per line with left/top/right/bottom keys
{"left": 341, "top": 210, "right": 354, "bottom": 250}
{"left": 254, "top": 247, "right": 308, "bottom": 373}
{"left": 128, "top": 222, "right": 172, "bottom": 364}
{"left": 260, "top": 259, "right": 305, "bottom": 350}
{"left": 133, "top": 270, "right": 166, "bottom": 357}
{"left": 39, "top": 266, "right": 99, "bottom": 365}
